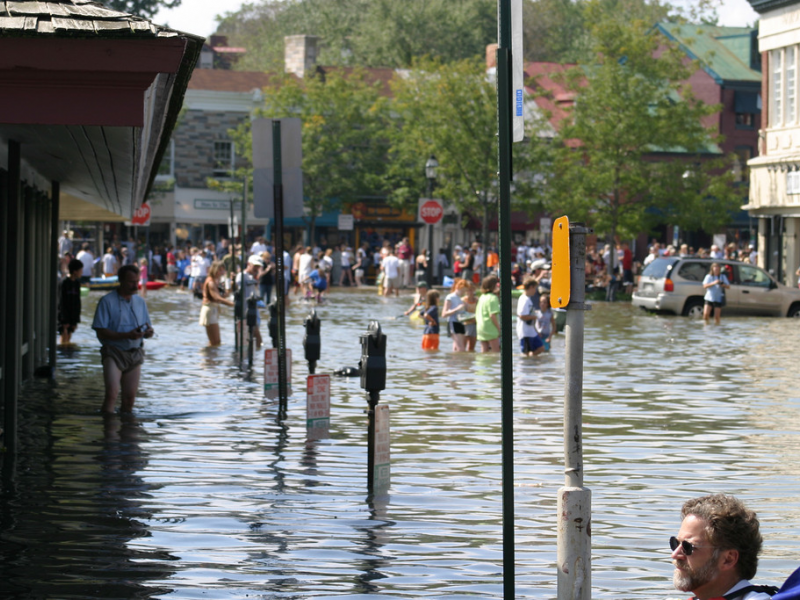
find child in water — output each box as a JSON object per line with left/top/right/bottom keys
{"left": 422, "top": 289, "right": 440, "bottom": 351}
{"left": 534, "top": 293, "right": 556, "bottom": 351}
{"left": 138, "top": 257, "right": 148, "bottom": 297}
{"left": 58, "top": 258, "right": 85, "bottom": 346}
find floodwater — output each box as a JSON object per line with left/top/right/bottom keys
{"left": 2, "top": 286, "right": 800, "bottom": 599}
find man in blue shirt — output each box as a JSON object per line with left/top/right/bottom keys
{"left": 92, "top": 264, "right": 154, "bottom": 414}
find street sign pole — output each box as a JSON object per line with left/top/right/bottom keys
{"left": 557, "top": 222, "right": 592, "bottom": 600}
{"left": 497, "top": 0, "right": 516, "bottom": 597}
{"left": 273, "top": 120, "right": 289, "bottom": 418}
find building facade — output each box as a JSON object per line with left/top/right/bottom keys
{"left": 746, "top": 0, "right": 800, "bottom": 286}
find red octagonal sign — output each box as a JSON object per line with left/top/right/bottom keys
{"left": 419, "top": 200, "right": 443, "bottom": 225}
{"left": 132, "top": 202, "right": 151, "bottom": 225}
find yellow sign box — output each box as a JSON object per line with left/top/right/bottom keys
{"left": 550, "top": 216, "right": 570, "bottom": 308}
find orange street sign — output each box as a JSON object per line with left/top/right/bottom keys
{"left": 551, "top": 216, "right": 570, "bottom": 308}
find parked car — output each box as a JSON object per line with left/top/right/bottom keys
{"left": 632, "top": 257, "right": 800, "bottom": 318}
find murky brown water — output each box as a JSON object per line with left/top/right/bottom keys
{"left": 2, "top": 286, "right": 799, "bottom": 599}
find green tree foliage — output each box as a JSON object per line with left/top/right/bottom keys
{"left": 522, "top": 0, "right": 720, "bottom": 64}
{"left": 240, "top": 69, "right": 389, "bottom": 241}
{"left": 216, "top": 0, "right": 496, "bottom": 71}
{"left": 546, "top": 6, "right": 738, "bottom": 251}
{"left": 104, "top": 0, "right": 181, "bottom": 20}
{"left": 388, "top": 58, "right": 550, "bottom": 245}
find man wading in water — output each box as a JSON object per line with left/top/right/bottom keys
{"left": 92, "top": 264, "right": 154, "bottom": 414}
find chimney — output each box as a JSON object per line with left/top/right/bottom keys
{"left": 209, "top": 34, "right": 228, "bottom": 48}
{"left": 486, "top": 43, "right": 498, "bottom": 69}
{"left": 284, "top": 35, "right": 320, "bottom": 78}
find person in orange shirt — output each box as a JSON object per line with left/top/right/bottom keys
{"left": 486, "top": 247, "right": 499, "bottom": 274}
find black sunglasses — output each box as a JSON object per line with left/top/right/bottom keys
{"left": 670, "top": 536, "right": 713, "bottom": 555}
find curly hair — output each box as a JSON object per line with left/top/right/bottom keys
{"left": 681, "top": 494, "right": 762, "bottom": 580}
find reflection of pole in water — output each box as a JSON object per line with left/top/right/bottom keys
{"left": 350, "top": 494, "right": 394, "bottom": 594}
{"left": 242, "top": 415, "right": 293, "bottom": 566}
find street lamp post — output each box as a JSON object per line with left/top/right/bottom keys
{"left": 425, "top": 155, "right": 438, "bottom": 288}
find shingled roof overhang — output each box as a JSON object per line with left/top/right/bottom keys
{"left": 747, "top": 0, "right": 800, "bottom": 14}
{"left": 0, "top": 0, "right": 203, "bottom": 220}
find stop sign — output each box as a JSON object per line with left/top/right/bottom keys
{"left": 132, "top": 202, "right": 151, "bottom": 225}
{"left": 419, "top": 199, "right": 443, "bottom": 225}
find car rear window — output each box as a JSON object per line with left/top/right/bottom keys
{"left": 641, "top": 257, "right": 678, "bottom": 279}
{"left": 677, "top": 261, "right": 709, "bottom": 282}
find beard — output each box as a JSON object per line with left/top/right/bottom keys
{"left": 673, "top": 553, "right": 719, "bottom": 592}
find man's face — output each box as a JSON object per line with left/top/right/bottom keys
{"left": 120, "top": 271, "right": 139, "bottom": 297}
{"left": 672, "top": 515, "right": 720, "bottom": 594}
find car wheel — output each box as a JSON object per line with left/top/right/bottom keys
{"left": 789, "top": 304, "right": 800, "bottom": 318}
{"left": 682, "top": 299, "right": 704, "bottom": 318}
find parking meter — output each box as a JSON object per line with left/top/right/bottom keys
{"left": 246, "top": 292, "right": 259, "bottom": 328}
{"left": 303, "top": 309, "right": 321, "bottom": 374}
{"left": 359, "top": 321, "right": 386, "bottom": 404}
{"left": 233, "top": 288, "right": 243, "bottom": 321}
{"left": 267, "top": 298, "right": 278, "bottom": 348}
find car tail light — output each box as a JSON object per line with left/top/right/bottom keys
{"left": 664, "top": 278, "right": 674, "bottom": 292}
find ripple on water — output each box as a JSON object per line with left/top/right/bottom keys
{"left": 1, "top": 290, "right": 800, "bottom": 598}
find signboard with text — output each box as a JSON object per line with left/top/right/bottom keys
{"left": 338, "top": 214, "right": 354, "bottom": 231}
{"left": 306, "top": 374, "right": 331, "bottom": 440}
{"left": 372, "top": 405, "right": 391, "bottom": 490}
{"left": 264, "top": 348, "right": 292, "bottom": 399}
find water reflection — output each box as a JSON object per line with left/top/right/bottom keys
{"left": 1, "top": 289, "right": 799, "bottom": 598}
{"left": 0, "top": 380, "right": 175, "bottom": 598}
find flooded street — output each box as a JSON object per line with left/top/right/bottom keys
{"left": 2, "top": 287, "right": 800, "bottom": 599}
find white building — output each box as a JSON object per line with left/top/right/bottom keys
{"left": 747, "top": 0, "right": 800, "bottom": 286}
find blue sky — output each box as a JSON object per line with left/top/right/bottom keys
{"left": 154, "top": 0, "right": 759, "bottom": 42}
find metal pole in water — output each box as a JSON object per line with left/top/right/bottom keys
{"left": 272, "top": 120, "right": 289, "bottom": 417}
{"left": 239, "top": 175, "right": 247, "bottom": 366}
{"left": 497, "top": 0, "right": 516, "bottom": 595}
{"left": 557, "top": 222, "right": 592, "bottom": 600}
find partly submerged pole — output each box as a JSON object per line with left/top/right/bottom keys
{"left": 557, "top": 222, "right": 592, "bottom": 600}
{"left": 497, "top": 0, "right": 515, "bottom": 596}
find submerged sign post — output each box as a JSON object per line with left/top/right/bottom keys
{"left": 306, "top": 374, "right": 331, "bottom": 440}
{"left": 372, "top": 405, "right": 390, "bottom": 491}
{"left": 264, "top": 348, "right": 292, "bottom": 399}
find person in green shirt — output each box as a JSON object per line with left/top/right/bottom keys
{"left": 476, "top": 274, "right": 501, "bottom": 352}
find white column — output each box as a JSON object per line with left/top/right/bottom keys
{"left": 758, "top": 218, "right": 768, "bottom": 271}
{"left": 784, "top": 217, "right": 799, "bottom": 287}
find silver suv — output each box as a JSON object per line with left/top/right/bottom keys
{"left": 632, "top": 257, "right": 800, "bottom": 318}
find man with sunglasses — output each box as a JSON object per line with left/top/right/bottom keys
{"left": 671, "top": 494, "right": 777, "bottom": 600}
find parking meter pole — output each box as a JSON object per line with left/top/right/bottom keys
{"left": 557, "top": 223, "right": 592, "bottom": 600}
{"left": 359, "top": 322, "right": 386, "bottom": 492}
{"left": 366, "top": 390, "right": 379, "bottom": 491}
{"left": 272, "top": 120, "right": 289, "bottom": 417}
{"left": 303, "top": 309, "right": 321, "bottom": 375}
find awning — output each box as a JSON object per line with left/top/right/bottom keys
{"left": 284, "top": 209, "right": 340, "bottom": 228}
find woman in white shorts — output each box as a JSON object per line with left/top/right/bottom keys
{"left": 200, "top": 261, "right": 234, "bottom": 346}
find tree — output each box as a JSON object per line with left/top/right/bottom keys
{"left": 105, "top": 0, "right": 181, "bottom": 20}
{"left": 546, "top": 5, "right": 739, "bottom": 267}
{"left": 216, "top": 0, "right": 496, "bottom": 71}
{"left": 240, "top": 69, "right": 390, "bottom": 243}
{"left": 521, "top": 0, "right": 721, "bottom": 64}
{"left": 388, "top": 58, "right": 550, "bottom": 250}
